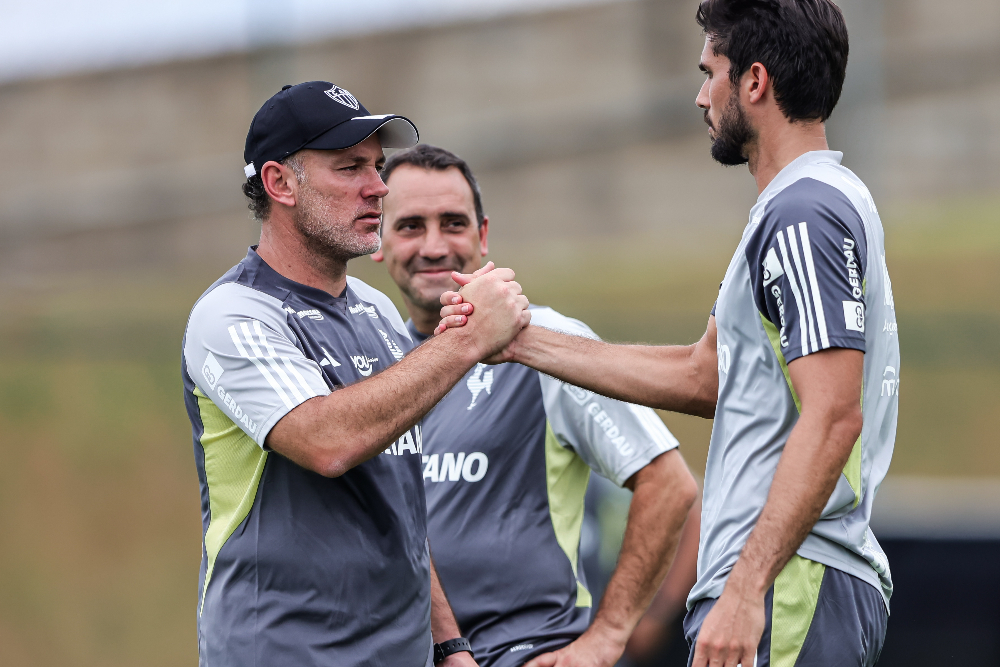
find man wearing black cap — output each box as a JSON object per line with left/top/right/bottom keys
{"left": 181, "top": 82, "right": 528, "bottom": 667}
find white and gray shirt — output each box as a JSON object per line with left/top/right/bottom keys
{"left": 692, "top": 151, "right": 899, "bottom": 609}
{"left": 412, "top": 307, "right": 680, "bottom": 667}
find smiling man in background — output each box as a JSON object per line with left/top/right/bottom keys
{"left": 373, "top": 144, "right": 698, "bottom": 667}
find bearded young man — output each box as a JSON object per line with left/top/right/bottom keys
{"left": 371, "top": 144, "right": 699, "bottom": 667}
{"left": 181, "top": 82, "right": 529, "bottom": 667}
{"left": 438, "top": 2, "right": 899, "bottom": 666}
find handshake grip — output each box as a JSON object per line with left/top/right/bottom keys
{"left": 436, "top": 262, "right": 531, "bottom": 361}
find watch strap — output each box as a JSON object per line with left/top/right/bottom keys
{"left": 433, "top": 637, "right": 473, "bottom": 664}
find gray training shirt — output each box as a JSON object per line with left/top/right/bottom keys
{"left": 692, "top": 151, "right": 899, "bottom": 609}
{"left": 411, "top": 307, "right": 680, "bottom": 667}
{"left": 182, "top": 248, "right": 432, "bottom": 667}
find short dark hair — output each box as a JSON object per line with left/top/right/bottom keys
{"left": 381, "top": 144, "right": 485, "bottom": 227}
{"left": 241, "top": 153, "right": 304, "bottom": 221}
{"left": 696, "top": 0, "right": 849, "bottom": 122}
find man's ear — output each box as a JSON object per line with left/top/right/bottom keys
{"left": 478, "top": 216, "right": 490, "bottom": 256}
{"left": 261, "top": 161, "right": 299, "bottom": 208}
{"left": 745, "top": 62, "right": 770, "bottom": 106}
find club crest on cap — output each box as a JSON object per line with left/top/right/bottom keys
{"left": 324, "top": 85, "right": 359, "bottom": 110}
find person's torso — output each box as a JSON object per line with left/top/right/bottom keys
{"left": 182, "top": 254, "right": 431, "bottom": 667}
{"left": 693, "top": 153, "right": 899, "bottom": 609}
{"left": 412, "top": 324, "right": 592, "bottom": 667}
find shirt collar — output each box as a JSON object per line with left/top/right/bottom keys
{"left": 243, "top": 245, "right": 350, "bottom": 307}
{"left": 757, "top": 150, "right": 844, "bottom": 203}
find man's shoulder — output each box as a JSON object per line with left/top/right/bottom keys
{"left": 528, "top": 305, "right": 599, "bottom": 341}
{"left": 764, "top": 176, "right": 863, "bottom": 227}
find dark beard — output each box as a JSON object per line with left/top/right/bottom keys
{"left": 708, "top": 93, "right": 755, "bottom": 166}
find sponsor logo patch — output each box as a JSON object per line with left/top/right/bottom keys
{"left": 562, "top": 383, "right": 594, "bottom": 406}
{"left": 421, "top": 452, "right": 489, "bottom": 482}
{"left": 882, "top": 365, "right": 899, "bottom": 397}
{"left": 297, "top": 309, "right": 323, "bottom": 321}
{"left": 378, "top": 329, "right": 404, "bottom": 361}
{"left": 762, "top": 247, "right": 784, "bottom": 286}
{"left": 843, "top": 301, "right": 865, "bottom": 333}
{"left": 349, "top": 303, "right": 379, "bottom": 319}
{"left": 202, "top": 352, "right": 225, "bottom": 390}
{"left": 351, "top": 354, "right": 379, "bottom": 376}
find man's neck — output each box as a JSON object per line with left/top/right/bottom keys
{"left": 747, "top": 119, "right": 829, "bottom": 194}
{"left": 257, "top": 216, "right": 349, "bottom": 298}
{"left": 404, "top": 294, "right": 440, "bottom": 337}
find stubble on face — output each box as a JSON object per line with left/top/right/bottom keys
{"left": 293, "top": 175, "right": 383, "bottom": 262}
{"left": 706, "top": 87, "right": 756, "bottom": 166}
{"left": 398, "top": 252, "right": 469, "bottom": 312}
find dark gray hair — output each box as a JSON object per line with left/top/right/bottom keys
{"left": 380, "top": 144, "right": 485, "bottom": 227}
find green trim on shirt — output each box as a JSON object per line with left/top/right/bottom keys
{"left": 195, "top": 386, "right": 268, "bottom": 615}
{"left": 544, "top": 421, "right": 593, "bottom": 608}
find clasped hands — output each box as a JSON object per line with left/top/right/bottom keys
{"left": 435, "top": 262, "right": 530, "bottom": 362}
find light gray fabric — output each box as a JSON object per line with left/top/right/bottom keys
{"left": 184, "top": 281, "right": 330, "bottom": 447}
{"left": 691, "top": 151, "right": 898, "bottom": 609}
{"left": 532, "top": 307, "right": 678, "bottom": 486}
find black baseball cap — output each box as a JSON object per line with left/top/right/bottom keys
{"left": 243, "top": 81, "right": 419, "bottom": 179}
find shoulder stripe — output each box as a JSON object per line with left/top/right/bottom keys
{"left": 798, "top": 222, "right": 830, "bottom": 349}
{"left": 228, "top": 323, "right": 294, "bottom": 409}
{"left": 244, "top": 322, "right": 305, "bottom": 404}
{"left": 282, "top": 357, "right": 320, "bottom": 399}
{"left": 776, "top": 230, "right": 810, "bottom": 358}
{"left": 249, "top": 320, "right": 310, "bottom": 403}
{"left": 785, "top": 224, "right": 819, "bottom": 354}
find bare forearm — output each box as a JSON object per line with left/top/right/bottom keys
{"left": 726, "top": 410, "right": 861, "bottom": 597}
{"left": 430, "top": 558, "right": 463, "bottom": 642}
{"left": 589, "top": 452, "right": 698, "bottom": 647}
{"left": 509, "top": 326, "right": 717, "bottom": 417}
{"left": 268, "top": 330, "right": 478, "bottom": 476}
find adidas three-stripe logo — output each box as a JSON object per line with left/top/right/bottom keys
{"left": 775, "top": 222, "right": 830, "bottom": 357}
{"left": 228, "top": 320, "right": 319, "bottom": 409}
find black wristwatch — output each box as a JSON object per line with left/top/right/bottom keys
{"left": 433, "top": 637, "right": 474, "bottom": 664}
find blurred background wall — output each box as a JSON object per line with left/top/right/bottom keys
{"left": 0, "top": 0, "right": 997, "bottom": 665}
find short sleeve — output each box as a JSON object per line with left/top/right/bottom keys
{"left": 530, "top": 306, "right": 679, "bottom": 486}
{"left": 747, "top": 178, "right": 868, "bottom": 365}
{"left": 184, "top": 282, "right": 331, "bottom": 447}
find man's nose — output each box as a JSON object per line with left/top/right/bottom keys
{"left": 696, "top": 78, "right": 710, "bottom": 110}
{"left": 365, "top": 169, "right": 390, "bottom": 199}
{"left": 420, "top": 225, "right": 449, "bottom": 258}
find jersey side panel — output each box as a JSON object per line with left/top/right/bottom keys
{"left": 544, "top": 421, "right": 594, "bottom": 607}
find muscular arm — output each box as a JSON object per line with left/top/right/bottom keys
{"left": 691, "top": 348, "right": 864, "bottom": 667}
{"left": 438, "top": 282, "right": 718, "bottom": 417}
{"left": 508, "top": 318, "right": 718, "bottom": 418}
{"left": 268, "top": 270, "right": 528, "bottom": 477}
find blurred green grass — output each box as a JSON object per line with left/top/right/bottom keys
{"left": 0, "top": 197, "right": 997, "bottom": 665}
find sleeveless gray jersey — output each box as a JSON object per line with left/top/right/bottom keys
{"left": 691, "top": 151, "right": 899, "bottom": 609}
{"left": 182, "top": 248, "right": 432, "bottom": 667}
{"left": 410, "top": 307, "right": 680, "bottom": 667}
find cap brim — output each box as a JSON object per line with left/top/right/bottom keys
{"left": 304, "top": 115, "right": 419, "bottom": 152}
